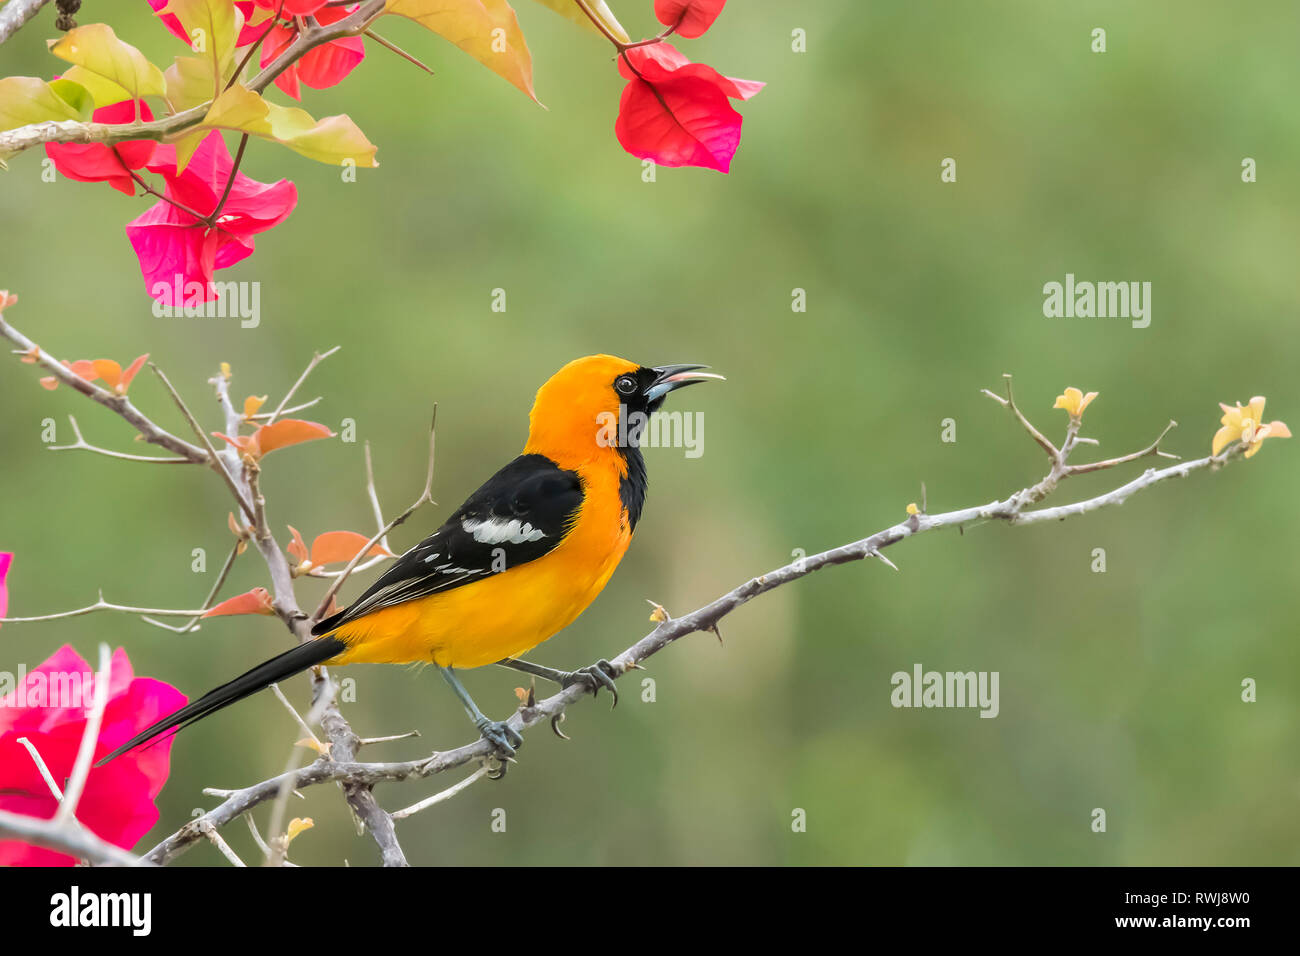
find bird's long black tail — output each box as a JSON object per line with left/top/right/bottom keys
{"left": 96, "top": 636, "right": 347, "bottom": 766}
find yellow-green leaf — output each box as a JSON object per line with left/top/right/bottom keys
{"left": 528, "top": 0, "right": 628, "bottom": 42}
{"left": 171, "top": 127, "right": 208, "bottom": 171}
{"left": 202, "top": 84, "right": 379, "bottom": 167}
{"left": 0, "top": 76, "right": 93, "bottom": 133}
{"left": 48, "top": 24, "right": 167, "bottom": 107}
{"left": 47, "top": 78, "right": 96, "bottom": 120}
{"left": 0, "top": 77, "right": 93, "bottom": 165}
{"left": 159, "top": 0, "right": 244, "bottom": 98}
{"left": 386, "top": 0, "right": 538, "bottom": 103}
{"left": 164, "top": 55, "right": 219, "bottom": 113}
{"left": 264, "top": 105, "right": 379, "bottom": 167}
{"left": 60, "top": 67, "right": 130, "bottom": 107}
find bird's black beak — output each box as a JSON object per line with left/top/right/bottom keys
{"left": 644, "top": 364, "right": 725, "bottom": 404}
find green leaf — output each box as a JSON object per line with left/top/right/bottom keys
{"left": 159, "top": 0, "right": 244, "bottom": 99}
{"left": 164, "top": 55, "right": 219, "bottom": 113}
{"left": 48, "top": 23, "right": 167, "bottom": 107}
{"left": 47, "top": 79, "right": 96, "bottom": 120}
{"left": 199, "top": 84, "right": 379, "bottom": 167}
{"left": 0, "top": 76, "right": 93, "bottom": 164}
{"left": 172, "top": 128, "right": 208, "bottom": 171}
{"left": 529, "top": 0, "right": 628, "bottom": 43}
{"left": 0, "top": 76, "right": 93, "bottom": 133}
{"left": 386, "top": 0, "right": 539, "bottom": 103}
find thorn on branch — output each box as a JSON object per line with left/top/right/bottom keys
{"left": 984, "top": 374, "right": 1060, "bottom": 460}
{"left": 871, "top": 549, "right": 900, "bottom": 571}
{"left": 364, "top": 29, "right": 435, "bottom": 75}
{"left": 357, "top": 730, "right": 421, "bottom": 747}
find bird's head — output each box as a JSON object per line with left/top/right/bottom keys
{"left": 524, "top": 354, "right": 722, "bottom": 467}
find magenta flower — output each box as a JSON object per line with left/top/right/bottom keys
{"left": 0, "top": 645, "right": 186, "bottom": 866}
{"left": 148, "top": 0, "right": 263, "bottom": 47}
{"left": 258, "top": 3, "right": 366, "bottom": 101}
{"left": 614, "top": 42, "right": 762, "bottom": 173}
{"left": 256, "top": 0, "right": 331, "bottom": 18}
{"left": 125, "top": 131, "right": 297, "bottom": 305}
{"left": 44, "top": 100, "right": 157, "bottom": 196}
{"left": 654, "top": 0, "right": 728, "bottom": 39}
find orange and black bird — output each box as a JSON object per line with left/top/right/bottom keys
{"left": 101, "top": 356, "right": 721, "bottom": 763}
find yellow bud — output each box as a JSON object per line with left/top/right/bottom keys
{"left": 285, "top": 817, "right": 314, "bottom": 844}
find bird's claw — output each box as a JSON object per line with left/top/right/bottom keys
{"left": 484, "top": 752, "right": 516, "bottom": 780}
{"left": 475, "top": 717, "right": 523, "bottom": 759}
{"left": 561, "top": 658, "right": 621, "bottom": 707}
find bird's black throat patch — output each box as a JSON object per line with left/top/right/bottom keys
{"left": 618, "top": 443, "right": 648, "bottom": 532}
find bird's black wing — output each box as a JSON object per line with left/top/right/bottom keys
{"left": 311, "top": 453, "right": 583, "bottom": 635}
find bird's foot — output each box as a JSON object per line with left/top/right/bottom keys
{"left": 560, "top": 658, "right": 621, "bottom": 708}
{"left": 474, "top": 717, "right": 523, "bottom": 760}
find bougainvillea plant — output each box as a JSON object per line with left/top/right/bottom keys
{"left": 0, "top": 642, "right": 186, "bottom": 866}
{"left": 0, "top": 0, "right": 761, "bottom": 305}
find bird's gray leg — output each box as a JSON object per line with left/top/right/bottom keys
{"left": 497, "top": 656, "right": 621, "bottom": 707}
{"left": 438, "top": 665, "right": 523, "bottom": 758}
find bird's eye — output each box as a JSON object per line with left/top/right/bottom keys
{"left": 615, "top": 375, "right": 637, "bottom": 396}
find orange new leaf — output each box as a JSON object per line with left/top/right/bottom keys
{"left": 251, "top": 419, "right": 335, "bottom": 457}
{"left": 118, "top": 353, "right": 149, "bottom": 393}
{"left": 203, "top": 587, "right": 275, "bottom": 618}
{"left": 92, "top": 359, "right": 122, "bottom": 387}
{"left": 213, "top": 432, "right": 258, "bottom": 457}
{"left": 67, "top": 360, "right": 98, "bottom": 381}
{"left": 243, "top": 394, "right": 267, "bottom": 420}
{"left": 310, "top": 530, "right": 394, "bottom": 566}
{"left": 286, "top": 525, "right": 309, "bottom": 564}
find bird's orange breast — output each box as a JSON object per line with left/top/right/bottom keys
{"left": 326, "top": 464, "right": 632, "bottom": 669}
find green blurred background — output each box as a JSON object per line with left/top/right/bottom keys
{"left": 1, "top": 0, "right": 1297, "bottom": 865}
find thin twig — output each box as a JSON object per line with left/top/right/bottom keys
{"left": 364, "top": 441, "right": 393, "bottom": 553}
{"left": 267, "top": 346, "right": 341, "bottom": 425}
{"left": 226, "top": 0, "right": 288, "bottom": 93}
{"left": 55, "top": 643, "right": 111, "bottom": 825}
{"left": 142, "top": 541, "right": 242, "bottom": 633}
{"left": 49, "top": 415, "right": 193, "bottom": 463}
{"left": 1065, "top": 420, "right": 1180, "bottom": 475}
{"left": 983, "top": 374, "right": 1060, "bottom": 460}
{"left": 245, "top": 815, "right": 273, "bottom": 858}
{"left": 271, "top": 683, "right": 324, "bottom": 750}
{"left": 16, "top": 738, "right": 65, "bottom": 802}
{"left": 199, "top": 820, "right": 247, "bottom": 866}
{"left": 211, "top": 134, "right": 251, "bottom": 220}
{"left": 313, "top": 409, "right": 437, "bottom": 621}
{"left": 391, "top": 766, "right": 489, "bottom": 819}
{"left": 151, "top": 364, "right": 257, "bottom": 519}
{"left": 247, "top": 397, "right": 321, "bottom": 420}
{"left": 1, "top": 597, "right": 210, "bottom": 623}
